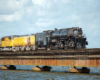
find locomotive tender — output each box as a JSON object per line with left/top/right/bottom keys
{"left": 0, "top": 27, "right": 88, "bottom": 51}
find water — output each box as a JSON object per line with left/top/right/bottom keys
{"left": 0, "top": 65, "right": 100, "bottom": 80}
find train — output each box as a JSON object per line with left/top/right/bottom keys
{"left": 0, "top": 27, "right": 88, "bottom": 51}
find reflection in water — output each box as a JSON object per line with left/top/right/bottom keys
{"left": 0, "top": 65, "right": 100, "bottom": 80}
{"left": 0, "top": 70, "right": 100, "bottom": 80}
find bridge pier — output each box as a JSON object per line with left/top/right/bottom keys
{"left": 69, "top": 67, "right": 90, "bottom": 73}
{"left": 33, "top": 66, "right": 51, "bottom": 71}
{"left": 1, "top": 65, "right": 16, "bottom": 70}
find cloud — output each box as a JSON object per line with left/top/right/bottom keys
{"left": 35, "top": 18, "right": 59, "bottom": 27}
{"left": 32, "top": 0, "right": 47, "bottom": 7}
{"left": 0, "top": 0, "right": 30, "bottom": 14}
{"left": 0, "top": 0, "right": 33, "bottom": 22}
{"left": 0, "top": 11, "right": 24, "bottom": 22}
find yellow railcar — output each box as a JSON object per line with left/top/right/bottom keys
{"left": 0, "top": 35, "right": 19, "bottom": 49}
{"left": 1, "top": 37, "right": 11, "bottom": 47}
{"left": 13, "top": 35, "right": 35, "bottom": 47}
{"left": 13, "top": 37, "right": 24, "bottom": 47}
{"left": 24, "top": 36, "right": 35, "bottom": 46}
{"left": 0, "top": 35, "right": 35, "bottom": 51}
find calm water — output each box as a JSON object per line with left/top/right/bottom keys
{"left": 0, "top": 65, "right": 100, "bottom": 80}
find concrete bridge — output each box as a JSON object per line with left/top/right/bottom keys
{"left": 0, "top": 49, "right": 100, "bottom": 73}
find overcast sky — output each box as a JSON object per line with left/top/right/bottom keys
{"left": 0, "top": 0, "right": 100, "bottom": 48}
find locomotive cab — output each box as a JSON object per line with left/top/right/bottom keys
{"left": 35, "top": 30, "right": 53, "bottom": 50}
{"left": 0, "top": 35, "right": 19, "bottom": 51}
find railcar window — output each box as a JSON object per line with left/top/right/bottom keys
{"left": 1, "top": 38, "right": 4, "bottom": 41}
{"left": 9, "top": 37, "right": 11, "bottom": 40}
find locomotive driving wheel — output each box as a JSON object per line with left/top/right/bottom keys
{"left": 12, "top": 47, "right": 16, "bottom": 51}
{"left": 21, "top": 47, "right": 26, "bottom": 51}
{"left": 47, "top": 47, "right": 51, "bottom": 50}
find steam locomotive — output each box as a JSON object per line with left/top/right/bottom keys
{"left": 0, "top": 27, "right": 88, "bottom": 51}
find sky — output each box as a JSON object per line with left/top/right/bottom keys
{"left": 0, "top": 0, "right": 100, "bottom": 48}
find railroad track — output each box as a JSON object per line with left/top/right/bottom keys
{"left": 0, "top": 55, "right": 100, "bottom": 59}
{"left": 0, "top": 48, "right": 100, "bottom": 55}
{"left": 0, "top": 48, "right": 100, "bottom": 59}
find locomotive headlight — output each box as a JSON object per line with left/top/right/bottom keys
{"left": 79, "top": 35, "right": 81, "bottom": 37}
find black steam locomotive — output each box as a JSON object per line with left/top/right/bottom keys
{"left": 36, "top": 27, "right": 88, "bottom": 50}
